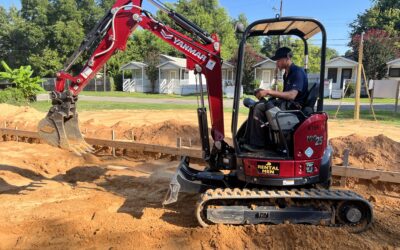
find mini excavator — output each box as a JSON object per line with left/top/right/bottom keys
{"left": 37, "top": 0, "right": 373, "bottom": 232}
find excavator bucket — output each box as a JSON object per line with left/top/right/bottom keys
{"left": 38, "top": 113, "right": 93, "bottom": 155}
{"left": 38, "top": 112, "right": 93, "bottom": 155}
{"left": 38, "top": 91, "right": 93, "bottom": 155}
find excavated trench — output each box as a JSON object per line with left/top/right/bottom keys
{"left": 0, "top": 104, "right": 399, "bottom": 249}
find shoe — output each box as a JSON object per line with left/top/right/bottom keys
{"left": 242, "top": 144, "right": 265, "bottom": 152}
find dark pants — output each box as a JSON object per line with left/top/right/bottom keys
{"left": 247, "top": 99, "right": 291, "bottom": 147}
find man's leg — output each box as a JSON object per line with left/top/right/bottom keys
{"left": 248, "top": 102, "right": 268, "bottom": 147}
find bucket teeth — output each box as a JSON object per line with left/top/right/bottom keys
{"left": 38, "top": 112, "right": 93, "bottom": 155}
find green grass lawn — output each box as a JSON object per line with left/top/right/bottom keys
{"left": 30, "top": 100, "right": 199, "bottom": 112}
{"left": 40, "top": 91, "right": 398, "bottom": 104}
{"left": 328, "top": 97, "right": 397, "bottom": 104}
{"left": 78, "top": 91, "right": 203, "bottom": 100}
{"left": 326, "top": 110, "right": 400, "bottom": 126}
{"left": 30, "top": 100, "right": 400, "bottom": 126}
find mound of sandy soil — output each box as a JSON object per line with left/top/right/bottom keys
{"left": 132, "top": 120, "right": 200, "bottom": 146}
{"left": 0, "top": 141, "right": 398, "bottom": 249}
{"left": 330, "top": 134, "right": 400, "bottom": 172}
{"left": 0, "top": 104, "right": 42, "bottom": 130}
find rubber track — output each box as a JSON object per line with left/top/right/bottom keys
{"left": 196, "top": 188, "right": 373, "bottom": 231}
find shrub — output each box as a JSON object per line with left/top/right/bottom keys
{"left": 0, "top": 61, "right": 44, "bottom": 101}
{"left": 0, "top": 87, "right": 27, "bottom": 105}
{"left": 271, "top": 81, "right": 284, "bottom": 92}
{"left": 345, "top": 83, "right": 355, "bottom": 97}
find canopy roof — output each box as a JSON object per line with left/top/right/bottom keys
{"left": 249, "top": 19, "right": 322, "bottom": 40}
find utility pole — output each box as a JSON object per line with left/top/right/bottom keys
{"left": 354, "top": 32, "right": 364, "bottom": 120}
{"left": 277, "top": 0, "right": 283, "bottom": 47}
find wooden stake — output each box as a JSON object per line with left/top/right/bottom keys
{"left": 112, "top": 130, "right": 116, "bottom": 157}
{"left": 361, "top": 64, "right": 377, "bottom": 121}
{"left": 176, "top": 137, "right": 182, "bottom": 148}
{"left": 340, "top": 149, "right": 350, "bottom": 187}
{"left": 354, "top": 32, "right": 364, "bottom": 120}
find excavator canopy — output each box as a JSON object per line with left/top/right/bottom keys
{"left": 248, "top": 19, "right": 322, "bottom": 40}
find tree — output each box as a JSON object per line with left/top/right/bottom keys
{"left": 231, "top": 45, "right": 265, "bottom": 94}
{"left": 291, "top": 39, "right": 338, "bottom": 73}
{"left": 349, "top": 0, "right": 400, "bottom": 79}
{"left": 261, "top": 36, "right": 291, "bottom": 58}
{"left": 232, "top": 13, "right": 261, "bottom": 52}
{"left": 29, "top": 47, "right": 64, "bottom": 77}
{"left": 261, "top": 37, "right": 338, "bottom": 73}
{"left": 157, "top": 0, "right": 237, "bottom": 60}
{"left": 350, "top": 0, "right": 400, "bottom": 37}
{"left": 351, "top": 29, "right": 398, "bottom": 79}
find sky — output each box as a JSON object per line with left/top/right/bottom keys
{"left": 0, "top": 0, "right": 373, "bottom": 55}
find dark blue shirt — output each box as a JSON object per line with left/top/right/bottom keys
{"left": 283, "top": 63, "right": 308, "bottom": 105}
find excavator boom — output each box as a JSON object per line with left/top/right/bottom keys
{"left": 38, "top": 0, "right": 225, "bottom": 156}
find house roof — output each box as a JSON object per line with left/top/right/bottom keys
{"left": 326, "top": 56, "right": 358, "bottom": 67}
{"left": 253, "top": 57, "right": 276, "bottom": 68}
{"left": 120, "top": 62, "right": 147, "bottom": 70}
{"left": 158, "top": 54, "right": 186, "bottom": 68}
{"left": 387, "top": 58, "right": 400, "bottom": 66}
{"left": 222, "top": 61, "right": 234, "bottom": 68}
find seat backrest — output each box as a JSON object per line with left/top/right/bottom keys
{"left": 302, "top": 83, "right": 319, "bottom": 115}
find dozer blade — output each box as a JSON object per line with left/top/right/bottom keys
{"left": 38, "top": 112, "right": 93, "bottom": 156}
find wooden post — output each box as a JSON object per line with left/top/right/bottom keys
{"left": 15, "top": 126, "right": 18, "bottom": 142}
{"left": 340, "top": 149, "right": 350, "bottom": 187}
{"left": 189, "top": 138, "right": 192, "bottom": 148}
{"left": 103, "top": 63, "right": 107, "bottom": 92}
{"left": 354, "top": 32, "right": 364, "bottom": 120}
{"left": 361, "top": 64, "right": 377, "bottom": 121}
{"left": 176, "top": 137, "right": 182, "bottom": 148}
{"left": 112, "top": 130, "right": 116, "bottom": 157}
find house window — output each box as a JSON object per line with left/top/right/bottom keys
{"left": 181, "top": 70, "right": 189, "bottom": 79}
{"left": 327, "top": 68, "right": 338, "bottom": 83}
{"left": 389, "top": 68, "right": 400, "bottom": 77}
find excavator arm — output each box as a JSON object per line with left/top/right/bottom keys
{"left": 38, "top": 0, "right": 225, "bottom": 158}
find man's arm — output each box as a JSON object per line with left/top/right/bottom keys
{"left": 256, "top": 89, "right": 298, "bottom": 100}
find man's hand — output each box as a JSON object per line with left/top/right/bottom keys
{"left": 254, "top": 89, "right": 270, "bottom": 100}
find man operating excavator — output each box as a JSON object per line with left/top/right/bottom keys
{"left": 245, "top": 47, "right": 309, "bottom": 151}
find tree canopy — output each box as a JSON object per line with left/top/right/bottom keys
{"left": 349, "top": 0, "right": 400, "bottom": 79}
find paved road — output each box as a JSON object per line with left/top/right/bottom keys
{"left": 37, "top": 94, "right": 398, "bottom": 111}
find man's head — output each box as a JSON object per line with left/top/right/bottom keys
{"left": 271, "top": 47, "right": 293, "bottom": 70}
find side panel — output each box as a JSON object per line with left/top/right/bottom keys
{"left": 293, "top": 113, "right": 328, "bottom": 161}
{"left": 242, "top": 159, "right": 294, "bottom": 178}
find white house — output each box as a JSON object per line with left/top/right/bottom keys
{"left": 325, "top": 57, "right": 358, "bottom": 98}
{"left": 253, "top": 58, "right": 277, "bottom": 89}
{"left": 121, "top": 54, "right": 239, "bottom": 96}
{"left": 120, "top": 62, "right": 149, "bottom": 92}
{"left": 386, "top": 58, "right": 400, "bottom": 81}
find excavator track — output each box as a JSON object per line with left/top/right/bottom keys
{"left": 196, "top": 188, "right": 373, "bottom": 233}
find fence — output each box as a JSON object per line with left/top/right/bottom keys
{"left": 41, "top": 78, "right": 112, "bottom": 91}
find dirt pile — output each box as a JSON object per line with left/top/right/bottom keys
{"left": 131, "top": 120, "right": 200, "bottom": 146}
{"left": 81, "top": 119, "right": 201, "bottom": 147}
{"left": 0, "top": 141, "right": 399, "bottom": 249}
{"left": 0, "top": 104, "right": 42, "bottom": 131}
{"left": 330, "top": 134, "right": 400, "bottom": 172}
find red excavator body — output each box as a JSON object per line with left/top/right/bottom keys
{"left": 37, "top": 0, "right": 372, "bottom": 231}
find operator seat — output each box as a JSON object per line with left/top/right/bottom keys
{"left": 301, "top": 83, "right": 319, "bottom": 116}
